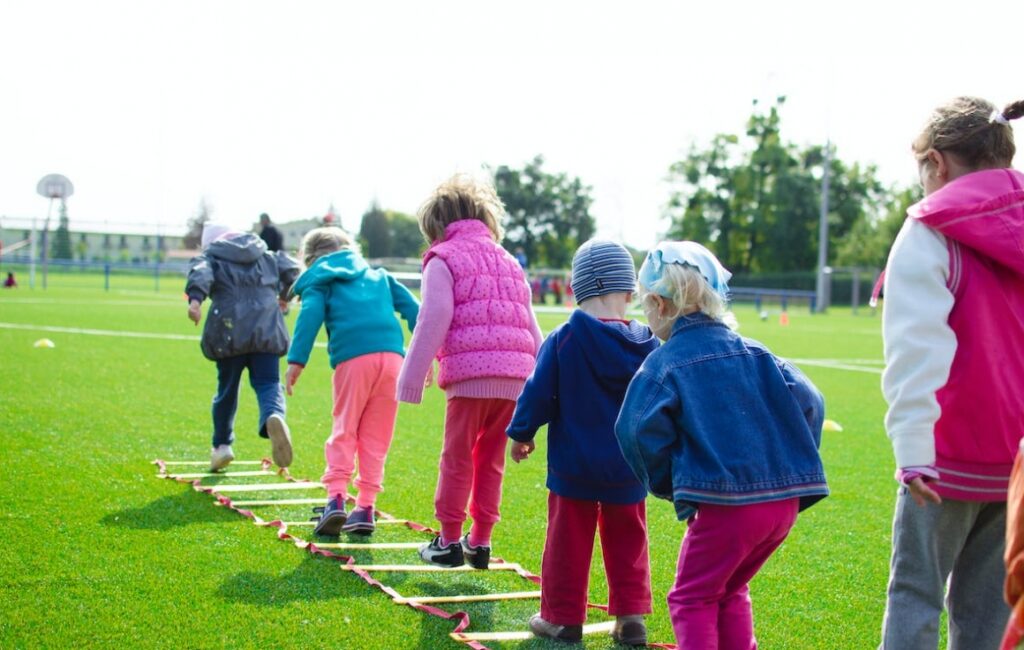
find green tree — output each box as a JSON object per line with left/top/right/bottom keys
{"left": 493, "top": 155, "right": 596, "bottom": 269}
{"left": 387, "top": 210, "right": 424, "bottom": 258}
{"left": 183, "top": 198, "right": 213, "bottom": 249}
{"left": 51, "top": 200, "right": 73, "bottom": 260}
{"left": 836, "top": 186, "right": 920, "bottom": 268}
{"left": 665, "top": 98, "right": 892, "bottom": 273}
{"left": 359, "top": 201, "right": 391, "bottom": 258}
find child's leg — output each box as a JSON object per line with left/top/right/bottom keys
{"left": 947, "top": 501, "right": 1008, "bottom": 650}
{"left": 880, "top": 494, "right": 1006, "bottom": 649}
{"left": 466, "top": 398, "right": 515, "bottom": 546}
{"left": 321, "top": 356, "right": 377, "bottom": 499}
{"left": 351, "top": 353, "right": 403, "bottom": 509}
{"left": 667, "top": 500, "right": 797, "bottom": 650}
{"left": 211, "top": 356, "right": 246, "bottom": 448}
{"left": 434, "top": 397, "right": 485, "bottom": 543}
{"left": 540, "top": 493, "right": 599, "bottom": 626}
{"left": 598, "top": 500, "right": 652, "bottom": 618}
{"left": 246, "top": 353, "right": 285, "bottom": 438}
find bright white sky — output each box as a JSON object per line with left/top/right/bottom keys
{"left": 0, "top": 0, "right": 1020, "bottom": 248}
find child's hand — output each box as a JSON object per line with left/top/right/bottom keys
{"left": 510, "top": 440, "right": 535, "bottom": 463}
{"left": 187, "top": 300, "right": 202, "bottom": 325}
{"left": 908, "top": 477, "right": 942, "bottom": 507}
{"left": 278, "top": 298, "right": 290, "bottom": 313}
{"left": 285, "top": 363, "right": 303, "bottom": 396}
{"left": 424, "top": 364, "right": 434, "bottom": 388}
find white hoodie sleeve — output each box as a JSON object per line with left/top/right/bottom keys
{"left": 881, "top": 218, "right": 957, "bottom": 468}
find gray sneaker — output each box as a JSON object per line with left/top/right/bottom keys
{"left": 265, "top": 414, "right": 292, "bottom": 468}
{"left": 528, "top": 614, "right": 582, "bottom": 643}
{"left": 209, "top": 444, "right": 234, "bottom": 472}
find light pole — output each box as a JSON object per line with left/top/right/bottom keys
{"left": 814, "top": 142, "right": 831, "bottom": 313}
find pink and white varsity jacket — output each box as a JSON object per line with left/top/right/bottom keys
{"left": 882, "top": 168, "right": 1024, "bottom": 501}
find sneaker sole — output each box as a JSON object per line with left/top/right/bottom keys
{"left": 313, "top": 510, "right": 348, "bottom": 537}
{"left": 265, "top": 415, "right": 292, "bottom": 468}
{"left": 209, "top": 454, "right": 234, "bottom": 472}
{"left": 340, "top": 521, "right": 375, "bottom": 536}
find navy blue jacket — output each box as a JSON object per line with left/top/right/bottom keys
{"left": 615, "top": 313, "right": 828, "bottom": 520}
{"left": 507, "top": 310, "right": 660, "bottom": 503}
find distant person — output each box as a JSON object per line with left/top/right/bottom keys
{"left": 879, "top": 97, "right": 1024, "bottom": 650}
{"left": 514, "top": 246, "right": 528, "bottom": 269}
{"left": 616, "top": 241, "right": 828, "bottom": 650}
{"left": 186, "top": 223, "right": 300, "bottom": 472}
{"left": 550, "top": 277, "right": 563, "bottom": 305}
{"left": 286, "top": 227, "right": 419, "bottom": 536}
{"left": 398, "top": 174, "right": 542, "bottom": 569}
{"left": 3, "top": 272, "right": 15, "bottom": 288}
{"left": 258, "top": 213, "right": 284, "bottom": 252}
{"left": 508, "top": 240, "right": 659, "bottom": 645}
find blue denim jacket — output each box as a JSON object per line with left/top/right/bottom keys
{"left": 614, "top": 313, "right": 828, "bottom": 520}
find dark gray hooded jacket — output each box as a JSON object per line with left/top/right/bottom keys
{"left": 185, "top": 233, "right": 300, "bottom": 361}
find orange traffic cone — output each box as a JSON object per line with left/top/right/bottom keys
{"left": 779, "top": 311, "right": 790, "bottom": 326}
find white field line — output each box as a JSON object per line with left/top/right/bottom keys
{"left": 789, "top": 358, "right": 883, "bottom": 374}
{"left": 0, "top": 322, "right": 326, "bottom": 348}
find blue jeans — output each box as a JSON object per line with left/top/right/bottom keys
{"left": 211, "top": 353, "right": 285, "bottom": 448}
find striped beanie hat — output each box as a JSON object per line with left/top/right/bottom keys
{"left": 570, "top": 239, "right": 637, "bottom": 304}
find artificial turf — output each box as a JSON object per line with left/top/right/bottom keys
{"left": 0, "top": 273, "right": 907, "bottom": 648}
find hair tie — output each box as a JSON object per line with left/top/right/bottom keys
{"left": 990, "top": 109, "right": 1010, "bottom": 126}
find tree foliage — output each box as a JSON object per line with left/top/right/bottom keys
{"left": 183, "top": 198, "right": 213, "bottom": 250}
{"left": 359, "top": 202, "right": 390, "bottom": 258}
{"left": 358, "top": 204, "right": 424, "bottom": 259}
{"left": 494, "top": 155, "right": 596, "bottom": 269}
{"left": 51, "top": 200, "right": 73, "bottom": 260}
{"left": 665, "top": 98, "right": 896, "bottom": 273}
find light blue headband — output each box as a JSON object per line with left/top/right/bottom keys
{"left": 638, "top": 241, "right": 732, "bottom": 300}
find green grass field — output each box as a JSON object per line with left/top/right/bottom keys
{"left": 0, "top": 274, "right": 900, "bottom": 649}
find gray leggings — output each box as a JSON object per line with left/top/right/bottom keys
{"left": 880, "top": 489, "right": 1008, "bottom": 650}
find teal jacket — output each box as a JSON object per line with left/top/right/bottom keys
{"left": 287, "top": 250, "right": 419, "bottom": 368}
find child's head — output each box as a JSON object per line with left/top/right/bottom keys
{"left": 637, "top": 241, "right": 732, "bottom": 340}
{"left": 570, "top": 239, "right": 637, "bottom": 306}
{"left": 299, "top": 226, "right": 356, "bottom": 268}
{"left": 913, "top": 97, "right": 1024, "bottom": 194}
{"left": 417, "top": 173, "right": 506, "bottom": 244}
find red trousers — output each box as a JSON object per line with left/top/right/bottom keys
{"left": 540, "top": 492, "right": 652, "bottom": 626}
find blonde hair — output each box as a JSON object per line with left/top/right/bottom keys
{"left": 640, "top": 263, "right": 734, "bottom": 327}
{"left": 417, "top": 173, "right": 506, "bottom": 244}
{"left": 299, "top": 227, "right": 357, "bottom": 268}
{"left": 912, "top": 96, "right": 1024, "bottom": 169}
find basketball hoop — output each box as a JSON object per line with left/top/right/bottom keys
{"left": 36, "top": 174, "right": 74, "bottom": 200}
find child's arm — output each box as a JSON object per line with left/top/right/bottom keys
{"left": 506, "top": 331, "right": 559, "bottom": 462}
{"left": 614, "top": 369, "right": 679, "bottom": 500}
{"left": 881, "top": 219, "right": 956, "bottom": 472}
{"left": 185, "top": 254, "right": 213, "bottom": 325}
{"left": 285, "top": 285, "right": 328, "bottom": 388}
{"left": 387, "top": 273, "right": 420, "bottom": 333}
{"left": 397, "top": 258, "right": 453, "bottom": 404}
{"left": 775, "top": 357, "right": 825, "bottom": 447}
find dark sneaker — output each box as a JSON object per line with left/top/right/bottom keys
{"left": 611, "top": 616, "right": 648, "bottom": 646}
{"left": 528, "top": 614, "right": 582, "bottom": 643}
{"left": 312, "top": 496, "right": 347, "bottom": 536}
{"left": 341, "top": 506, "right": 375, "bottom": 535}
{"left": 418, "top": 535, "right": 464, "bottom": 567}
{"left": 265, "top": 414, "right": 292, "bottom": 468}
{"left": 460, "top": 534, "right": 490, "bottom": 570}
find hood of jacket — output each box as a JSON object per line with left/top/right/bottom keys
{"left": 292, "top": 249, "right": 369, "bottom": 295}
{"left": 205, "top": 232, "right": 267, "bottom": 264}
{"left": 567, "top": 309, "right": 659, "bottom": 392}
{"left": 910, "top": 168, "right": 1024, "bottom": 275}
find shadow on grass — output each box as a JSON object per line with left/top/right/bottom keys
{"left": 216, "top": 555, "right": 352, "bottom": 607}
{"left": 100, "top": 488, "right": 236, "bottom": 530}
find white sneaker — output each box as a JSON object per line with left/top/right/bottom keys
{"left": 210, "top": 444, "right": 234, "bottom": 472}
{"left": 265, "top": 414, "right": 292, "bottom": 468}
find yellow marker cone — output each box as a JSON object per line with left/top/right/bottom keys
{"left": 33, "top": 338, "right": 55, "bottom": 348}
{"left": 822, "top": 419, "right": 843, "bottom": 432}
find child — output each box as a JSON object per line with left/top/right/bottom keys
{"left": 615, "top": 241, "right": 828, "bottom": 650}
{"left": 3, "top": 272, "right": 15, "bottom": 288}
{"left": 879, "top": 97, "right": 1024, "bottom": 649}
{"left": 507, "top": 239, "right": 659, "bottom": 646}
{"left": 185, "top": 222, "right": 300, "bottom": 472}
{"left": 285, "top": 227, "right": 419, "bottom": 536}
{"left": 397, "top": 173, "right": 542, "bottom": 568}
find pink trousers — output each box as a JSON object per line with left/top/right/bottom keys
{"left": 540, "top": 492, "right": 652, "bottom": 626}
{"left": 669, "top": 498, "right": 799, "bottom": 650}
{"left": 434, "top": 397, "right": 515, "bottom": 542}
{"left": 321, "top": 352, "right": 402, "bottom": 508}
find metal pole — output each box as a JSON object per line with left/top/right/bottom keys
{"left": 41, "top": 198, "right": 53, "bottom": 290}
{"left": 814, "top": 141, "right": 832, "bottom": 313}
{"left": 29, "top": 218, "right": 37, "bottom": 289}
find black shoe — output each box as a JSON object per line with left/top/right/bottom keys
{"left": 312, "top": 496, "right": 347, "bottom": 536}
{"left": 341, "top": 506, "right": 375, "bottom": 536}
{"left": 460, "top": 533, "right": 490, "bottom": 570}
{"left": 528, "top": 614, "right": 583, "bottom": 643}
{"left": 610, "top": 616, "right": 648, "bottom": 646}
{"left": 418, "top": 535, "right": 464, "bottom": 567}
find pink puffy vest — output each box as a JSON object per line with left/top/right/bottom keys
{"left": 423, "top": 220, "right": 536, "bottom": 388}
{"left": 912, "top": 168, "right": 1024, "bottom": 500}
